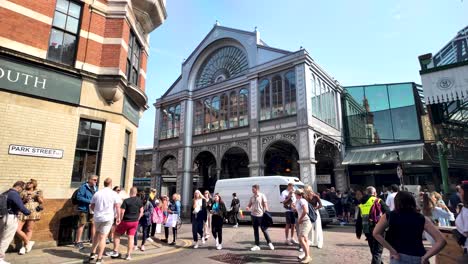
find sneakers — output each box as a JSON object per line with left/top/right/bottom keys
{"left": 291, "top": 238, "right": 298, "bottom": 244}
{"left": 216, "top": 244, "right": 222, "bottom": 250}
{"left": 301, "top": 256, "right": 312, "bottom": 263}
{"left": 169, "top": 241, "right": 176, "bottom": 245}
{"left": 133, "top": 245, "right": 138, "bottom": 251}
{"left": 215, "top": 238, "right": 219, "bottom": 247}
{"left": 146, "top": 237, "right": 154, "bottom": 243}
{"left": 96, "top": 259, "right": 103, "bottom": 264}
{"left": 298, "top": 252, "right": 306, "bottom": 260}
{"left": 105, "top": 239, "right": 110, "bottom": 244}
{"left": 18, "top": 247, "right": 26, "bottom": 255}
{"left": 250, "top": 245, "right": 261, "bottom": 251}
{"left": 106, "top": 251, "right": 119, "bottom": 258}
{"left": 205, "top": 234, "right": 210, "bottom": 239}
{"left": 268, "top": 243, "right": 275, "bottom": 250}
{"left": 125, "top": 254, "right": 132, "bottom": 261}
{"left": 88, "top": 253, "right": 97, "bottom": 262}
{"left": 140, "top": 245, "right": 145, "bottom": 251}
{"left": 233, "top": 224, "right": 238, "bottom": 228}
{"left": 194, "top": 242, "right": 199, "bottom": 249}
{"left": 74, "top": 242, "right": 84, "bottom": 250}
{"left": 286, "top": 239, "right": 293, "bottom": 246}
{"left": 298, "top": 247, "right": 303, "bottom": 252}
{"left": 202, "top": 237, "right": 206, "bottom": 244}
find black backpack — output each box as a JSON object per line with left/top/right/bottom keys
{"left": 308, "top": 203, "right": 317, "bottom": 223}
{"left": 0, "top": 191, "right": 9, "bottom": 219}
{"left": 71, "top": 188, "right": 79, "bottom": 205}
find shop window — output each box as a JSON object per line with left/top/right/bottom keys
{"left": 121, "top": 131, "right": 131, "bottom": 188}
{"left": 219, "top": 94, "right": 229, "bottom": 130}
{"left": 127, "top": 32, "right": 141, "bottom": 86}
{"left": 47, "top": 0, "right": 82, "bottom": 65}
{"left": 72, "top": 119, "right": 104, "bottom": 183}
{"left": 194, "top": 100, "right": 203, "bottom": 135}
{"left": 159, "top": 105, "right": 180, "bottom": 139}
{"left": 239, "top": 89, "right": 249, "bottom": 126}
{"left": 285, "top": 71, "right": 297, "bottom": 115}
{"left": 259, "top": 79, "right": 271, "bottom": 120}
{"left": 229, "top": 91, "right": 238, "bottom": 128}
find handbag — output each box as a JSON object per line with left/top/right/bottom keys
{"left": 156, "top": 223, "right": 162, "bottom": 234}
{"left": 307, "top": 203, "right": 317, "bottom": 223}
{"left": 165, "top": 214, "right": 178, "bottom": 228}
{"left": 452, "top": 229, "right": 467, "bottom": 246}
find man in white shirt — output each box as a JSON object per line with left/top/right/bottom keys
{"left": 247, "top": 184, "right": 274, "bottom": 251}
{"left": 281, "top": 183, "right": 297, "bottom": 245}
{"left": 385, "top": 184, "right": 399, "bottom": 211}
{"left": 88, "top": 178, "right": 121, "bottom": 264}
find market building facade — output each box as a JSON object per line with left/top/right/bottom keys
{"left": 0, "top": 0, "right": 166, "bottom": 244}
{"left": 153, "top": 24, "right": 345, "bottom": 214}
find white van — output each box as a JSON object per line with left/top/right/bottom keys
{"left": 214, "top": 176, "right": 336, "bottom": 225}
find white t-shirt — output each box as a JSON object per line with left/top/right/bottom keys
{"left": 455, "top": 207, "right": 468, "bottom": 249}
{"left": 91, "top": 187, "right": 121, "bottom": 223}
{"left": 386, "top": 192, "right": 397, "bottom": 211}
{"left": 281, "top": 189, "right": 296, "bottom": 212}
{"left": 193, "top": 198, "right": 203, "bottom": 214}
{"left": 296, "top": 198, "right": 310, "bottom": 221}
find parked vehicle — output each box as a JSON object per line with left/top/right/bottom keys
{"left": 214, "top": 176, "right": 336, "bottom": 226}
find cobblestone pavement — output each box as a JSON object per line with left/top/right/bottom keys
{"left": 135, "top": 224, "right": 391, "bottom": 264}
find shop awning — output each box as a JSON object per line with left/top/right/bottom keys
{"left": 342, "top": 144, "right": 424, "bottom": 165}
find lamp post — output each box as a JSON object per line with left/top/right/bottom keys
{"left": 387, "top": 151, "right": 404, "bottom": 190}
{"left": 436, "top": 141, "right": 450, "bottom": 195}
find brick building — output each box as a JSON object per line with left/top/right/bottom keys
{"left": 0, "top": 0, "right": 166, "bottom": 244}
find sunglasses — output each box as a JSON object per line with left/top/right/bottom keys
{"left": 92, "top": 179, "right": 98, "bottom": 182}
{"left": 116, "top": 189, "right": 121, "bottom": 192}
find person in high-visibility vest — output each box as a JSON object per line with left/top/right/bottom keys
{"left": 356, "top": 186, "right": 389, "bottom": 264}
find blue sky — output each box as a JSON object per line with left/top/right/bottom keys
{"left": 137, "top": 0, "right": 468, "bottom": 147}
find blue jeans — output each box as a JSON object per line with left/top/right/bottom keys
{"left": 134, "top": 223, "right": 150, "bottom": 246}
{"left": 390, "top": 254, "right": 421, "bottom": 264}
{"left": 192, "top": 216, "right": 204, "bottom": 242}
{"left": 252, "top": 215, "right": 271, "bottom": 246}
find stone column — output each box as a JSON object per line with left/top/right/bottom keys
{"left": 297, "top": 129, "right": 318, "bottom": 190}
{"left": 152, "top": 107, "right": 161, "bottom": 190}
{"left": 248, "top": 163, "right": 264, "bottom": 176}
{"left": 216, "top": 168, "right": 221, "bottom": 180}
{"left": 298, "top": 159, "right": 318, "bottom": 190}
{"left": 333, "top": 149, "right": 348, "bottom": 192}
{"left": 182, "top": 100, "right": 194, "bottom": 217}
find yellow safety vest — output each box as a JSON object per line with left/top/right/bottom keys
{"left": 358, "top": 196, "right": 378, "bottom": 234}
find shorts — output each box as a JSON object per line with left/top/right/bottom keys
{"left": 285, "top": 211, "right": 296, "bottom": 225}
{"left": 78, "top": 212, "right": 93, "bottom": 226}
{"left": 298, "top": 219, "right": 312, "bottom": 237}
{"left": 115, "top": 221, "right": 139, "bottom": 236}
{"left": 95, "top": 221, "right": 113, "bottom": 235}
{"left": 390, "top": 254, "right": 422, "bottom": 264}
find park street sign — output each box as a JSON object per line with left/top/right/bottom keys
{"left": 8, "top": 144, "right": 64, "bottom": 159}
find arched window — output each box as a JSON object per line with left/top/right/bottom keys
{"left": 211, "top": 96, "right": 220, "bottom": 131}
{"left": 194, "top": 100, "right": 203, "bottom": 135}
{"left": 204, "top": 99, "right": 211, "bottom": 133}
{"left": 167, "top": 106, "right": 174, "bottom": 138}
{"left": 239, "top": 89, "right": 249, "bottom": 126}
{"left": 174, "top": 105, "right": 181, "bottom": 137}
{"left": 229, "top": 91, "right": 238, "bottom": 128}
{"left": 160, "top": 108, "right": 168, "bottom": 139}
{"left": 285, "top": 71, "right": 296, "bottom": 115}
{"left": 271, "top": 75, "right": 283, "bottom": 117}
{"left": 259, "top": 79, "right": 270, "bottom": 120}
{"left": 220, "top": 94, "right": 228, "bottom": 130}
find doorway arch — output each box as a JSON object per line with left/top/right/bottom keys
{"left": 193, "top": 151, "right": 217, "bottom": 193}
{"left": 264, "top": 141, "right": 299, "bottom": 177}
{"left": 221, "top": 147, "right": 249, "bottom": 179}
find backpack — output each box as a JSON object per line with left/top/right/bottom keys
{"left": 307, "top": 203, "right": 317, "bottom": 223}
{"left": 0, "top": 191, "right": 9, "bottom": 219}
{"left": 71, "top": 188, "right": 79, "bottom": 205}
{"left": 369, "top": 198, "right": 383, "bottom": 224}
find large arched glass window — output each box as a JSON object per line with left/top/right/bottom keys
{"left": 204, "top": 99, "right": 211, "bottom": 133}
{"left": 239, "top": 89, "right": 249, "bottom": 126}
{"left": 259, "top": 79, "right": 270, "bottom": 120}
{"left": 271, "top": 75, "right": 283, "bottom": 118}
{"left": 194, "top": 100, "right": 203, "bottom": 135}
{"left": 220, "top": 94, "right": 228, "bottom": 130}
{"left": 160, "top": 108, "right": 168, "bottom": 139}
{"left": 229, "top": 91, "right": 238, "bottom": 128}
{"left": 211, "top": 96, "right": 220, "bottom": 131}
{"left": 285, "top": 71, "right": 296, "bottom": 115}
{"left": 167, "top": 106, "right": 174, "bottom": 138}
{"left": 174, "top": 105, "right": 181, "bottom": 137}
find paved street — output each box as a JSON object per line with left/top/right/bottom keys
{"left": 114, "top": 224, "right": 390, "bottom": 264}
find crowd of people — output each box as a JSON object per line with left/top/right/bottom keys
{"left": 1, "top": 176, "right": 468, "bottom": 264}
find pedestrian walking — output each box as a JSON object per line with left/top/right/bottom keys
{"left": 134, "top": 192, "right": 153, "bottom": 251}
{"left": 422, "top": 192, "right": 454, "bottom": 228}
{"left": 246, "top": 184, "right": 274, "bottom": 251}
{"left": 74, "top": 175, "right": 98, "bottom": 250}
{"left": 107, "top": 187, "right": 143, "bottom": 260}
{"left": 192, "top": 190, "right": 207, "bottom": 249}
{"left": 160, "top": 195, "right": 169, "bottom": 242}
{"left": 151, "top": 200, "right": 164, "bottom": 237}
{"left": 373, "top": 191, "right": 447, "bottom": 264}
{"left": 164, "top": 193, "right": 181, "bottom": 245}
{"left": 149, "top": 188, "right": 160, "bottom": 238}
{"left": 203, "top": 191, "right": 213, "bottom": 240}
{"left": 281, "top": 183, "right": 297, "bottom": 245}
{"left": 230, "top": 193, "right": 240, "bottom": 228}
{"left": 107, "top": 186, "right": 122, "bottom": 244}
{"left": 455, "top": 183, "right": 468, "bottom": 254}
{"left": 385, "top": 185, "right": 399, "bottom": 211}
{"left": 0, "top": 181, "right": 31, "bottom": 264}
{"left": 294, "top": 189, "right": 313, "bottom": 264}
{"left": 211, "top": 193, "right": 227, "bottom": 250}
{"left": 88, "top": 178, "right": 121, "bottom": 264}
{"left": 356, "top": 186, "right": 389, "bottom": 264}
{"left": 304, "top": 185, "right": 323, "bottom": 249}
{"left": 16, "top": 179, "right": 43, "bottom": 255}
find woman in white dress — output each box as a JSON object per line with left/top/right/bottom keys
{"left": 304, "top": 185, "right": 323, "bottom": 249}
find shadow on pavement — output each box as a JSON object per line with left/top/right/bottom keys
{"left": 43, "top": 248, "right": 86, "bottom": 260}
